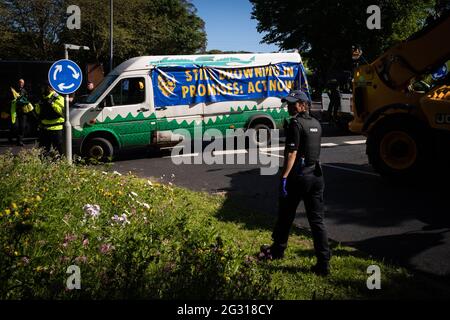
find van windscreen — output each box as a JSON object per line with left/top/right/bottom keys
{"left": 85, "top": 75, "right": 118, "bottom": 104}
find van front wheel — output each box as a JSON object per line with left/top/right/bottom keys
{"left": 248, "top": 123, "right": 272, "bottom": 148}
{"left": 83, "top": 137, "right": 114, "bottom": 162}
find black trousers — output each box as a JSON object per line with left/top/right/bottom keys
{"left": 9, "top": 112, "right": 27, "bottom": 143}
{"left": 272, "top": 173, "right": 331, "bottom": 264}
{"left": 39, "top": 129, "right": 63, "bottom": 156}
{"left": 327, "top": 99, "right": 339, "bottom": 121}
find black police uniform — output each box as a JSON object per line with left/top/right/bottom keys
{"left": 327, "top": 86, "right": 341, "bottom": 122}
{"left": 271, "top": 112, "right": 331, "bottom": 268}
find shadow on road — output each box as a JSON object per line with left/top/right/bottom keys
{"left": 213, "top": 162, "right": 450, "bottom": 277}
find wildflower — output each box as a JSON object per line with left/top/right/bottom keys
{"left": 112, "top": 171, "right": 122, "bottom": 176}
{"left": 75, "top": 256, "right": 88, "bottom": 264}
{"left": 147, "top": 180, "right": 153, "bottom": 186}
{"left": 64, "top": 234, "right": 77, "bottom": 242}
{"left": 35, "top": 195, "right": 42, "bottom": 202}
{"left": 102, "top": 171, "right": 108, "bottom": 175}
{"left": 99, "top": 243, "right": 114, "bottom": 254}
{"left": 83, "top": 238, "right": 89, "bottom": 248}
{"left": 60, "top": 256, "right": 70, "bottom": 263}
{"left": 130, "top": 191, "right": 138, "bottom": 197}
{"left": 142, "top": 202, "right": 150, "bottom": 209}
{"left": 83, "top": 204, "right": 100, "bottom": 218}
{"left": 111, "top": 213, "right": 130, "bottom": 226}
{"left": 14, "top": 251, "right": 19, "bottom": 256}
{"left": 12, "top": 203, "right": 18, "bottom": 210}
{"left": 21, "top": 257, "right": 30, "bottom": 265}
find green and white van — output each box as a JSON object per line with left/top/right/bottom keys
{"left": 70, "top": 51, "right": 310, "bottom": 160}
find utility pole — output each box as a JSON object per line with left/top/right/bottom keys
{"left": 63, "top": 44, "right": 90, "bottom": 164}
{"left": 110, "top": 0, "right": 114, "bottom": 72}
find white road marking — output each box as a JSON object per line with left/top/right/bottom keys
{"left": 260, "top": 146, "right": 284, "bottom": 152}
{"left": 322, "top": 164, "right": 379, "bottom": 176}
{"left": 213, "top": 149, "right": 248, "bottom": 156}
{"left": 344, "top": 139, "right": 367, "bottom": 145}
{"left": 165, "top": 153, "right": 200, "bottom": 158}
{"left": 165, "top": 139, "right": 367, "bottom": 159}
{"left": 321, "top": 143, "right": 339, "bottom": 147}
{"left": 259, "top": 151, "right": 284, "bottom": 158}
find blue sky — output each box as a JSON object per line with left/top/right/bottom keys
{"left": 191, "top": 0, "right": 279, "bottom": 53}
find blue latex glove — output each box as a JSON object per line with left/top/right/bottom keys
{"left": 280, "top": 177, "right": 288, "bottom": 198}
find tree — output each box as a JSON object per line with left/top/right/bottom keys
{"left": 0, "top": 0, "right": 66, "bottom": 60}
{"left": 250, "top": 0, "right": 437, "bottom": 87}
{"left": 0, "top": 0, "right": 207, "bottom": 66}
{"left": 60, "top": 0, "right": 207, "bottom": 68}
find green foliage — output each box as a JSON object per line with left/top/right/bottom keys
{"left": 0, "top": 149, "right": 274, "bottom": 299}
{"left": 60, "top": 0, "right": 207, "bottom": 67}
{"left": 0, "top": 0, "right": 66, "bottom": 60}
{"left": 0, "top": 0, "right": 207, "bottom": 65}
{"left": 250, "top": 0, "right": 439, "bottom": 86}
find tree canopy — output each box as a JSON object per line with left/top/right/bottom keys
{"left": 250, "top": 0, "right": 445, "bottom": 87}
{"left": 0, "top": 0, "right": 207, "bottom": 68}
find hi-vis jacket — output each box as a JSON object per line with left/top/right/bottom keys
{"left": 9, "top": 87, "right": 34, "bottom": 124}
{"left": 35, "top": 91, "right": 64, "bottom": 131}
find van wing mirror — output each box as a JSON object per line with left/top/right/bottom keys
{"left": 99, "top": 95, "right": 114, "bottom": 109}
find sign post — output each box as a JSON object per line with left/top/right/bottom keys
{"left": 48, "top": 58, "right": 83, "bottom": 164}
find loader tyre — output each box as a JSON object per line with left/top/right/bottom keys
{"left": 366, "top": 118, "right": 428, "bottom": 180}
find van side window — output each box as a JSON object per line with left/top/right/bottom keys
{"left": 106, "top": 77, "right": 145, "bottom": 106}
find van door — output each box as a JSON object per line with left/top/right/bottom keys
{"left": 153, "top": 103, "right": 204, "bottom": 145}
{"left": 100, "top": 76, "right": 155, "bottom": 148}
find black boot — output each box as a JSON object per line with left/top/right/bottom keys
{"left": 310, "top": 262, "right": 330, "bottom": 276}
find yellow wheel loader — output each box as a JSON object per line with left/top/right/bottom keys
{"left": 349, "top": 13, "right": 450, "bottom": 179}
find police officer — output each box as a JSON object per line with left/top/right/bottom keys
{"left": 259, "top": 90, "right": 331, "bottom": 276}
{"left": 327, "top": 79, "right": 341, "bottom": 123}
{"left": 35, "top": 83, "right": 65, "bottom": 156}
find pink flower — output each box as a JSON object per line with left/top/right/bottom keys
{"left": 75, "top": 256, "right": 87, "bottom": 264}
{"left": 60, "top": 256, "right": 70, "bottom": 263}
{"left": 64, "top": 234, "right": 77, "bottom": 242}
{"left": 99, "top": 243, "right": 114, "bottom": 255}
{"left": 82, "top": 238, "right": 89, "bottom": 248}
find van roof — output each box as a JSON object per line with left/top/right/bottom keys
{"left": 112, "top": 52, "right": 302, "bottom": 74}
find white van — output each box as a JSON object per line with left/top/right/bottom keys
{"left": 70, "top": 52, "right": 310, "bottom": 160}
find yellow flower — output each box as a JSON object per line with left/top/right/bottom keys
{"left": 14, "top": 251, "right": 19, "bottom": 256}
{"left": 14, "top": 212, "right": 20, "bottom": 217}
{"left": 12, "top": 203, "right": 18, "bottom": 210}
{"left": 5, "top": 209, "right": 11, "bottom": 216}
{"left": 35, "top": 195, "right": 42, "bottom": 202}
